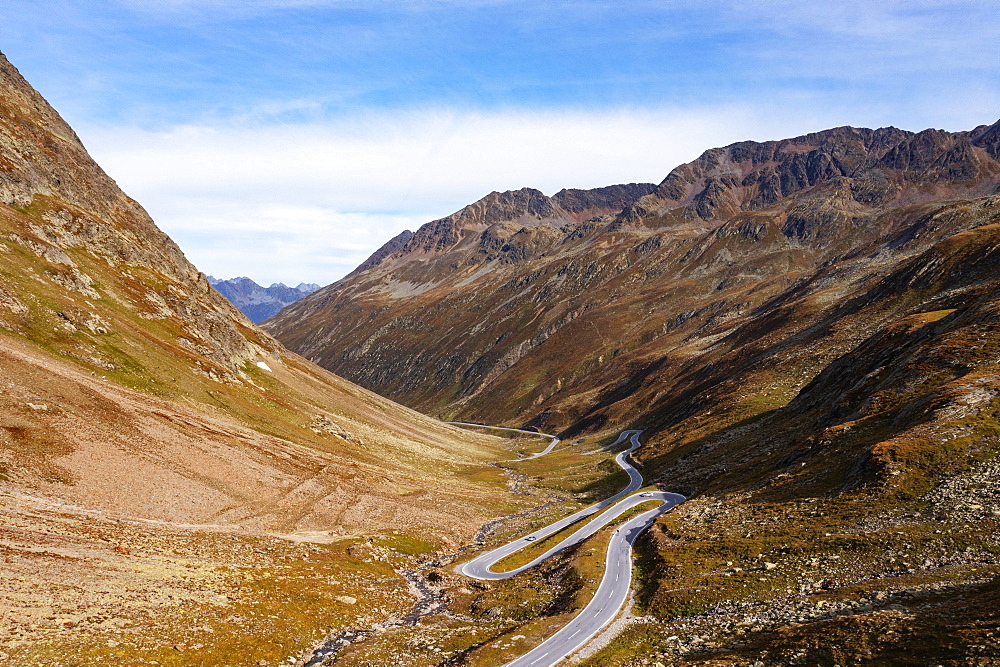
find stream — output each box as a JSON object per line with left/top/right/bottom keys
{"left": 302, "top": 464, "right": 564, "bottom": 666}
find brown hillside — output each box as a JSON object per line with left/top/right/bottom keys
{"left": 267, "top": 121, "right": 1000, "bottom": 436}
{"left": 0, "top": 51, "right": 517, "bottom": 665}
{"left": 267, "top": 119, "right": 1000, "bottom": 664}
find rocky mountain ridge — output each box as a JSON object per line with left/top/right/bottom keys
{"left": 0, "top": 53, "right": 269, "bottom": 380}
{"left": 617, "top": 124, "right": 1000, "bottom": 227}
{"left": 353, "top": 182, "right": 657, "bottom": 274}
{"left": 268, "top": 119, "right": 1000, "bottom": 432}
{"left": 207, "top": 275, "right": 319, "bottom": 323}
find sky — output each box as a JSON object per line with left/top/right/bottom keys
{"left": 1, "top": 0, "right": 998, "bottom": 286}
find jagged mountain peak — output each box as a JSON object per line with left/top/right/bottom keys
{"left": 552, "top": 182, "right": 657, "bottom": 215}
{"left": 353, "top": 182, "right": 656, "bottom": 274}
{"left": 209, "top": 275, "right": 320, "bottom": 323}
{"left": 350, "top": 228, "right": 415, "bottom": 275}
{"left": 617, "top": 123, "right": 999, "bottom": 228}
{"left": 970, "top": 117, "right": 1000, "bottom": 160}
{"left": 398, "top": 187, "right": 560, "bottom": 256}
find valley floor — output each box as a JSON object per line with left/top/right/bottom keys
{"left": 5, "top": 415, "right": 999, "bottom": 666}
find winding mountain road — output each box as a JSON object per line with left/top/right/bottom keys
{"left": 453, "top": 427, "right": 685, "bottom": 666}
{"left": 445, "top": 422, "right": 561, "bottom": 459}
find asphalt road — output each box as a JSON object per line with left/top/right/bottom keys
{"left": 503, "top": 491, "right": 683, "bottom": 667}
{"left": 455, "top": 429, "right": 685, "bottom": 666}
{"left": 446, "top": 422, "right": 561, "bottom": 460}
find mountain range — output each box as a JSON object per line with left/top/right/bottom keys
{"left": 268, "top": 122, "right": 1000, "bottom": 435}
{"left": 207, "top": 275, "right": 319, "bottom": 323}
{"left": 4, "top": 41, "right": 1000, "bottom": 666}
{"left": 266, "top": 118, "right": 1000, "bottom": 663}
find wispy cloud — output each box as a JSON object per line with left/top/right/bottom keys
{"left": 10, "top": 0, "right": 997, "bottom": 128}
{"left": 3, "top": 0, "right": 997, "bottom": 285}
{"left": 82, "top": 103, "right": 889, "bottom": 285}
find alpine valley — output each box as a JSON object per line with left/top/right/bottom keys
{"left": 267, "top": 119, "right": 1000, "bottom": 663}
{"left": 4, "top": 37, "right": 1000, "bottom": 667}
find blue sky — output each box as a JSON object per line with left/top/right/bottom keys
{"left": 2, "top": 0, "right": 998, "bottom": 284}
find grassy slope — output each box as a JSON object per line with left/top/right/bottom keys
{"left": 0, "top": 193, "right": 535, "bottom": 665}
{"left": 0, "top": 52, "right": 524, "bottom": 665}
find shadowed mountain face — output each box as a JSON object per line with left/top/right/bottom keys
{"left": 207, "top": 276, "right": 319, "bottom": 323}
{"left": 267, "top": 127, "right": 1000, "bottom": 662}
{"left": 267, "top": 122, "right": 1000, "bottom": 438}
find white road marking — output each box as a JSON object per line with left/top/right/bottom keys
{"left": 454, "top": 428, "right": 687, "bottom": 667}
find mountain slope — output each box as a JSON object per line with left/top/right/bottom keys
{"left": 266, "top": 182, "right": 658, "bottom": 406}
{"left": 0, "top": 50, "right": 505, "bottom": 535}
{"left": 267, "top": 122, "right": 1000, "bottom": 431}
{"left": 267, "top": 121, "right": 1000, "bottom": 665}
{"left": 208, "top": 275, "right": 319, "bottom": 323}
{"left": 0, "top": 51, "right": 514, "bottom": 665}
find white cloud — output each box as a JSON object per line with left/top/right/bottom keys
{"left": 78, "top": 103, "right": 977, "bottom": 286}
{"left": 164, "top": 201, "right": 427, "bottom": 285}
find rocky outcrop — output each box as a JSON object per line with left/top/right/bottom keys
{"left": 971, "top": 118, "right": 1000, "bottom": 161}
{"left": 0, "top": 51, "right": 281, "bottom": 378}
{"left": 551, "top": 182, "right": 657, "bottom": 218}
{"left": 616, "top": 123, "right": 999, "bottom": 225}
{"left": 377, "top": 184, "right": 656, "bottom": 262}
